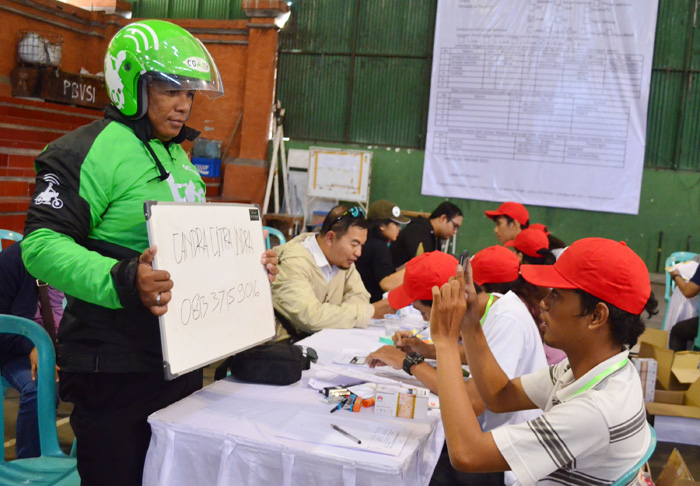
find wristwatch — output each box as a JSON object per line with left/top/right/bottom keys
{"left": 403, "top": 352, "right": 425, "bottom": 376}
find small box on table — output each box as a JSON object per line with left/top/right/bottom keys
{"left": 374, "top": 384, "right": 429, "bottom": 420}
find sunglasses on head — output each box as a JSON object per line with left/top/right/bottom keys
{"left": 334, "top": 206, "right": 365, "bottom": 223}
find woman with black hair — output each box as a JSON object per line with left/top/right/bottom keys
{"left": 355, "top": 200, "right": 409, "bottom": 302}
{"left": 505, "top": 227, "right": 556, "bottom": 265}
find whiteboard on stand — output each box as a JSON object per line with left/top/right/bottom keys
{"left": 307, "top": 147, "right": 371, "bottom": 203}
{"left": 144, "top": 201, "right": 275, "bottom": 380}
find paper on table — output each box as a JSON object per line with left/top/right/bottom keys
{"left": 275, "top": 410, "right": 410, "bottom": 456}
{"left": 333, "top": 349, "right": 369, "bottom": 366}
{"left": 314, "top": 364, "right": 404, "bottom": 385}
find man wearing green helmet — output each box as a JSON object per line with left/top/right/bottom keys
{"left": 21, "top": 20, "right": 278, "bottom": 485}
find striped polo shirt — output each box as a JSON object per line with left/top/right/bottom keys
{"left": 492, "top": 350, "right": 650, "bottom": 486}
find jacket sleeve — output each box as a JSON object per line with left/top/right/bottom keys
{"left": 272, "top": 258, "right": 373, "bottom": 334}
{"left": 21, "top": 144, "right": 124, "bottom": 309}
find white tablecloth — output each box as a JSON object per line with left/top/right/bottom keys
{"left": 143, "top": 328, "right": 445, "bottom": 486}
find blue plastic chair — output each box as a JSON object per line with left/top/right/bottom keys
{"left": 263, "top": 226, "right": 287, "bottom": 249}
{"left": 662, "top": 251, "right": 698, "bottom": 330}
{"left": 611, "top": 424, "right": 656, "bottom": 486}
{"left": 0, "top": 230, "right": 22, "bottom": 252}
{"left": 0, "top": 314, "right": 79, "bottom": 485}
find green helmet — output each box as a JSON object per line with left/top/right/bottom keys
{"left": 104, "top": 20, "right": 224, "bottom": 118}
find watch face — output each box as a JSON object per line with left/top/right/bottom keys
{"left": 403, "top": 352, "right": 424, "bottom": 375}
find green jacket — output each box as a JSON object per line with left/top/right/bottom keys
{"left": 21, "top": 106, "right": 205, "bottom": 372}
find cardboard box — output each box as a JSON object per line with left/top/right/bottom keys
{"left": 646, "top": 378, "right": 700, "bottom": 419}
{"left": 632, "top": 357, "right": 657, "bottom": 402}
{"left": 656, "top": 448, "right": 700, "bottom": 486}
{"left": 374, "top": 384, "right": 429, "bottom": 420}
{"left": 638, "top": 329, "right": 700, "bottom": 390}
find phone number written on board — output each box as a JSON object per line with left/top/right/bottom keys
{"left": 180, "top": 280, "right": 261, "bottom": 326}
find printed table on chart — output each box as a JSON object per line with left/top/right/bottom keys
{"left": 432, "top": 47, "right": 643, "bottom": 168}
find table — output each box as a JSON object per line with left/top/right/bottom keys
{"left": 142, "top": 327, "right": 445, "bottom": 486}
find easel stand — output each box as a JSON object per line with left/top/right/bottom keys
{"left": 263, "top": 101, "right": 291, "bottom": 215}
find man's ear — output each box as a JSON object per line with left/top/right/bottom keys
{"left": 512, "top": 220, "right": 522, "bottom": 231}
{"left": 325, "top": 230, "right": 337, "bottom": 245}
{"left": 588, "top": 302, "right": 610, "bottom": 331}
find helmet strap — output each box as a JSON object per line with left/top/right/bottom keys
{"left": 143, "top": 142, "right": 171, "bottom": 182}
{"left": 131, "top": 76, "right": 149, "bottom": 120}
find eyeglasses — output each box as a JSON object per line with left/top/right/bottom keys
{"left": 449, "top": 219, "right": 461, "bottom": 231}
{"left": 334, "top": 206, "right": 365, "bottom": 224}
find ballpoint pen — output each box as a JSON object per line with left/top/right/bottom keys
{"left": 330, "top": 423, "right": 362, "bottom": 444}
{"left": 330, "top": 397, "right": 348, "bottom": 413}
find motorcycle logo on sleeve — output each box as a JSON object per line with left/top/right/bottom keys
{"left": 34, "top": 174, "right": 64, "bottom": 209}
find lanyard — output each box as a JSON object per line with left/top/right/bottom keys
{"left": 479, "top": 293, "right": 495, "bottom": 326}
{"left": 572, "top": 358, "right": 628, "bottom": 397}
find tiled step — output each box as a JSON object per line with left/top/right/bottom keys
{"left": 0, "top": 115, "right": 84, "bottom": 132}
{"left": 0, "top": 139, "right": 48, "bottom": 151}
{"left": 0, "top": 196, "right": 31, "bottom": 214}
{"left": 0, "top": 95, "right": 101, "bottom": 117}
{"left": 0, "top": 124, "right": 67, "bottom": 145}
{"left": 0, "top": 197, "right": 31, "bottom": 236}
{"left": 0, "top": 177, "right": 35, "bottom": 198}
{"left": 0, "top": 213, "right": 27, "bottom": 235}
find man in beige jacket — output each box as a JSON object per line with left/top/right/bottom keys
{"left": 272, "top": 205, "right": 394, "bottom": 341}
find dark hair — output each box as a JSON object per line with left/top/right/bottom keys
{"left": 520, "top": 248, "right": 556, "bottom": 265}
{"left": 368, "top": 219, "right": 393, "bottom": 242}
{"left": 480, "top": 281, "right": 515, "bottom": 295}
{"left": 498, "top": 214, "right": 529, "bottom": 229}
{"left": 429, "top": 201, "right": 463, "bottom": 220}
{"left": 575, "top": 290, "right": 659, "bottom": 348}
{"left": 478, "top": 277, "right": 547, "bottom": 324}
{"left": 418, "top": 299, "right": 433, "bottom": 307}
{"left": 547, "top": 234, "right": 567, "bottom": 250}
{"left": 319, "top": 205, "right": 368, "bottom": 238}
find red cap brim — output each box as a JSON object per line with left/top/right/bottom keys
{"left": 504, "top": 240, "right": 515, "bottom": 247}
{"left": 484, "top": 209, "right": 502, "bottom": 220}
{"left": 388, "top": 284, "right": 414, "bottom": 310}
{"left": 520, "top": 264, "right": 578, "bottom": 289}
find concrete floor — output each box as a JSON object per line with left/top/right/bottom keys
{"left": 3, "top": 274, "right": 699, "bottom": 479}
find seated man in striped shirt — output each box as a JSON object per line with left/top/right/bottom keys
{"left": 430, "top": 238, "right": 658, "bottom": 486}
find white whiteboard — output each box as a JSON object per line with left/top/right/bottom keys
{"left": 422, "top": 0, "right": 658, "bottom": 215}
{"left": 307, "top": 147, "right": 371, "bottom": 202}
{"left": 145, "top": 201, "right": 275, "bottom": 380}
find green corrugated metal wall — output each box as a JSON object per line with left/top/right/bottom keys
{"left": 278, "top": 0, "right": 437, "bottom": 148}
{"left": 646, "top": 0, "right": 700, "bottom": 171}
{"left": 124, "top": 0, "right": 247, "bottom": 19}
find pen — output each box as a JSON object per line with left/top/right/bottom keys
{"left": 330, "top": 397, "right": 347, "bottom": 413}
{"left": 331, "top": 423, "right": 361, "bottom": 444}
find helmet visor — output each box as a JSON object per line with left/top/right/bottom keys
{"left": 143, "top": 70, "right": 224, "bottom": 100}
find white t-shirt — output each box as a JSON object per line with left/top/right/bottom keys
{"left": 492, "top": 350, "right": 651, "bottom": 486}
{"left": 478, "top": 291, "right": 549, "bottom": 432}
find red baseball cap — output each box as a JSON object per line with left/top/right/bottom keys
{"left": 484, "top": 202, "right": 529, "bottom": 226}
{"left": 529, "top": 223, "right": 550, "bottom": 236}
{"left": 520, "top": 238, "right": 651, "bottom": 314}
{"left": 507, "top": 228, "right": 549, "bottom": 258}
{"left": 388, "top": 251, "right": 458, "bottom": 309}
{"left": 471, "top": 246, "right": 520, "bottom": 285}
